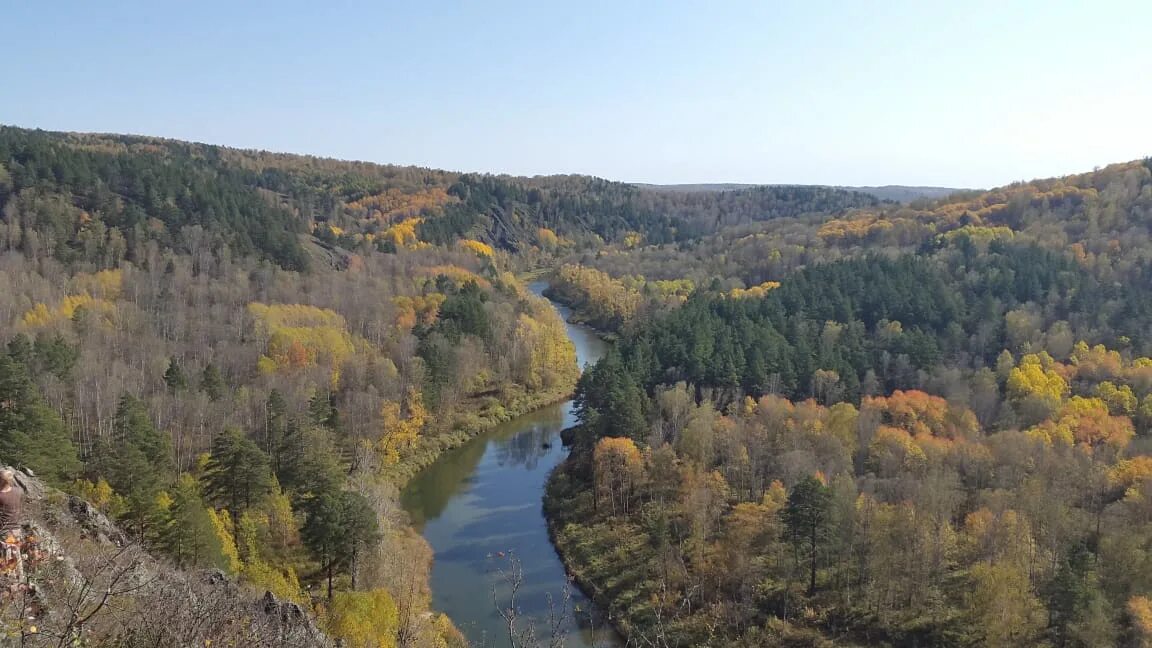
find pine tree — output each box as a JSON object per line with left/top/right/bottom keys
{"left": 200, "top": 363, "right": 225, "bottom": 401}
{"left": 308, "top": 390, "right": 339, "bottom": 431}
{"left": 88, "top": 395, "right": 172, "bottom": 538}
{"left": 782, "top": 475, "right": 833, "bottom": 594}
{"left": 164, "top": 356, "right": 187, "bottom": 393}
{"left": 0, "top": 354, "right": 81, "bottom": 483}
{"left": 33, "top": 332, "right": 77, "bottom": 379}
{"left": 113, "top": 394, "right": 172, "bottom": 472}
{"left": 202, "top": 428, "right": 273, "bottom": 520}
{"left": 277, "top": 424, "right": 344, "bottom": 500}
{"left": 6, "top": 334, "right": 33, "bottom": 366}
{"left": 265, "top": 389, "right": 287, "bottom": 465}
{"left": 160, "top": 475, "right": 227, "bottom": 569}
{"left": 301, "top": 490, "right": 381, "bottom": 599}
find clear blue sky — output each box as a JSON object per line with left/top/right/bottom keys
{"left": 4, "top": 1, "right": 1149, "bottom": 188}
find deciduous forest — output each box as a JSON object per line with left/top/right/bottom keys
{"left": 551, "top": 157, "right": 1152, "bottom": 646}
{"left": 3, "top": 124, "right": 1152, "bottom": 647}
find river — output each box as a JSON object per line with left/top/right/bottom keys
{"left": 401, "top": 282, "right": 618, "bottom": 647}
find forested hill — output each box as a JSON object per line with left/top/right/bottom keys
{"left": 636, "top": 182, "right": 959, "bottom": 203}
{"left": 550, "top": 158, "right": 1152, "bottom": 646}
{"left": 0, "top": 126, "right": 880, "bottom": 271}
{"left": 0, "top": 123, "right": 880, "bottom": 645}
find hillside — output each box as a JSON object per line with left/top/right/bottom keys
{"left": 549, "top": 158, "right": 1152, "bottom": 646}
{"left": 0, "top": 126, "right": 881, "bottom": 266}
{"left": 0, "top": 123, "right": 886, "bottom": 646}
{"left": 635, "top": 182, "right": 960, "bottom": 203}
{"left": 7, "top": 121, "right": 1148, "bottom": 647}
{"left": 0, "top": 464, "right": 334, "bottom": 645}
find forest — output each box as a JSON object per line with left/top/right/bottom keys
{"left": 0, "top": 126, "right": 591, "bottom": 646}
{"left": 4, "top": 122, "right": 1152, "bottom": 647}
{"left": 549, "top": 157, "right": 1152, "bottom": 646}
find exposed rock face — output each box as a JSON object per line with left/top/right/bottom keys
{"left": 66, "top": 495, "right": 129, "bottom": 545}
{"left": 0, "top": 464, "right": 335, "bottom": 647}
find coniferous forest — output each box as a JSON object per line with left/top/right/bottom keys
{"left": 4, "top": 124, "right": 1152, "bottom": 646}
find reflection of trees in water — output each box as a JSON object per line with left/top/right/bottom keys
{"left": 402, "top": 404, "right": 567, "bottom": 526}
{"left": 494, "top": 408, "right": 566, "bottom": 470}
{"left": 400, "top": 435, "right": 488, "bottom": 527}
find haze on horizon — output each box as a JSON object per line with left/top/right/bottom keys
{"left": 3, "top": 0, "right": 1150, "bottom": 189}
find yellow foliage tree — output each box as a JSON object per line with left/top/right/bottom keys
{"left": 536, "top": 227, "right": 560, "bottom": 250}
{"left": 729, "top": 281, "right": 781, "bottom": 299}
{"left": 323, "top": 589, "right": 400, "bottom": 648}
{"left": 206, "top": 508, "right": 242, "bottom": 574}
{"left": 457, "top": 239, "right": 494, "bottom": 257}
{"left": 379, "top": 387, "right": 428, "bottom": 465}
{"left": 593, "top": 437, "right": 644, "bottom": 516}
{"left": 552, "top": 264, "right": 641, "bottom": 327}
{"left": 71, "top": 269, "right": 123, "bottom": 300}
{"left": 511, "top": 310, "right": 577, "bottom": 391}
{"left": 1129, "top": 596, "right": 1152, "bottom": 647}
{"left": 21, "top": 294, "right": 116, "bottom": 329}
{"left": 249, "top": 302, "right": 358, "bottom": 386}
{"left": 381, "top": 218, "right": 423, "bottom": 249}
{"left": 1007, "top": 354, "right": 1069, "bottom": 404}
{"left": 1095, "top": 381, "right": 1138, "bottom": 416}
{"left": 1109, "top": 456, "right": 1152, "bottom": 490}
{"left": 1029, "top": 396, "right": 1134, "bottom": 452}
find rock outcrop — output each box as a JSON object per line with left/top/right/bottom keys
{"left": 0, "top": 464, "right": 335, "bottom": 647}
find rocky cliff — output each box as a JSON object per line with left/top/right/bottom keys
{"left": 0, "top": 465, "right": 334, "bottom": 647}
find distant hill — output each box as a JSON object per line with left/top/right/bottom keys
{"left": 637, "top": 182, "right": 962, "bottom": 203}
{"left": 0, "top": 126, "right": 884, "bottom": 266}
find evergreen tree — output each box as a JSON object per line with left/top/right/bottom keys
{"left": 265, "top": 389, "right": 287, "bottom": 468}
{"left": 6, "top": 334, "right": 33, "bottom": 366}
{"left": 200, "top": 363, "right": 225, "bottom": 401}
{"left": 308, "top": 390, "right": 339, "bottom": 432}
{"left": 33, "top": 332, "right": 77, "bottom": 379}
{"left": 88, "top": 394, "right": 173, "bottom": 538}
{"left": 574, "top": 350, "right": 649, "bottom": 444}
{"left": 164, "top": 356, "right": 187, "bottom": 393}
{"left": 202, "top": 428, "right": 273, "bottom": 520}
{"left": 277, "top": 424, "right": 344, "bottom": 500}
{"left": 0, "top": 354, "right": 81, "bottom": 483}
{"left": 1044, "top": 543, "right": 1096, "bottom": 646}
{"left": 783, "top": 475, "right": 833, "bottom": 594}
{"left": 114, "top": 394, "right": 172, "bottom": 472}
{"left": 160, "top": 475, "right": 227, "bottom": 569}
{"left": 301, "top": 490, "right": 381, "bottom": 600}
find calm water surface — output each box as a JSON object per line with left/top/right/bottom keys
{"left": 401, "top": 282, "right": 619, "bottom": 647}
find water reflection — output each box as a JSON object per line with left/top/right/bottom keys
{"left": 492, "top": 409, "right": 566, "bottom": 470}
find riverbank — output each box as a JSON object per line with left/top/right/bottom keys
{"left": 539, "top": 287, "right": 620, "bottom": 343}
{"left": 544, "top": 456, "right": 640, "bottom": 644}
{"left": 384, "top": 385, "right": 577, "bottom": 486}
{"left": 400, "top": 288, "right": 619, "bottom": 647}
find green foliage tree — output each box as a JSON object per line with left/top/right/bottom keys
{"left": 200, "top": 363, "right": 225, "bottom": 401}
{"left": 160, "top": 474, "right": 229, "bottom": 569}
{"left": 33, "top": 332, "right": 77, "bottom": 379}
{"left": 265, "top": 389, "right": 287, "bottom": 466}
{"left": 277, "top": 424, "right": 344, "bottom": 499}
{"left": 574, "top": 350, "right": 649, "bottom": 444}
{"left": 89, "top": 394, "right": 173, "bottom": 537}
{"left": 308, "top": 390, "right": 339, "bottom": 431}
{"left": 0, "top": 354, "right": 81, "bottom": 483}
{"left": 164, "top": 356, "right": 187, "bottom": 393}
{"left": 302, "top": 490, "right": 382, "bottom": 600}
{"left": 202, "top": 428, "right": 273, "bottom": 520}
{"left": 782, "top": 475, "right": 833, "bottom": 595}
{"left": 5, "top": 334, "right": 33, "bottom": 365}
